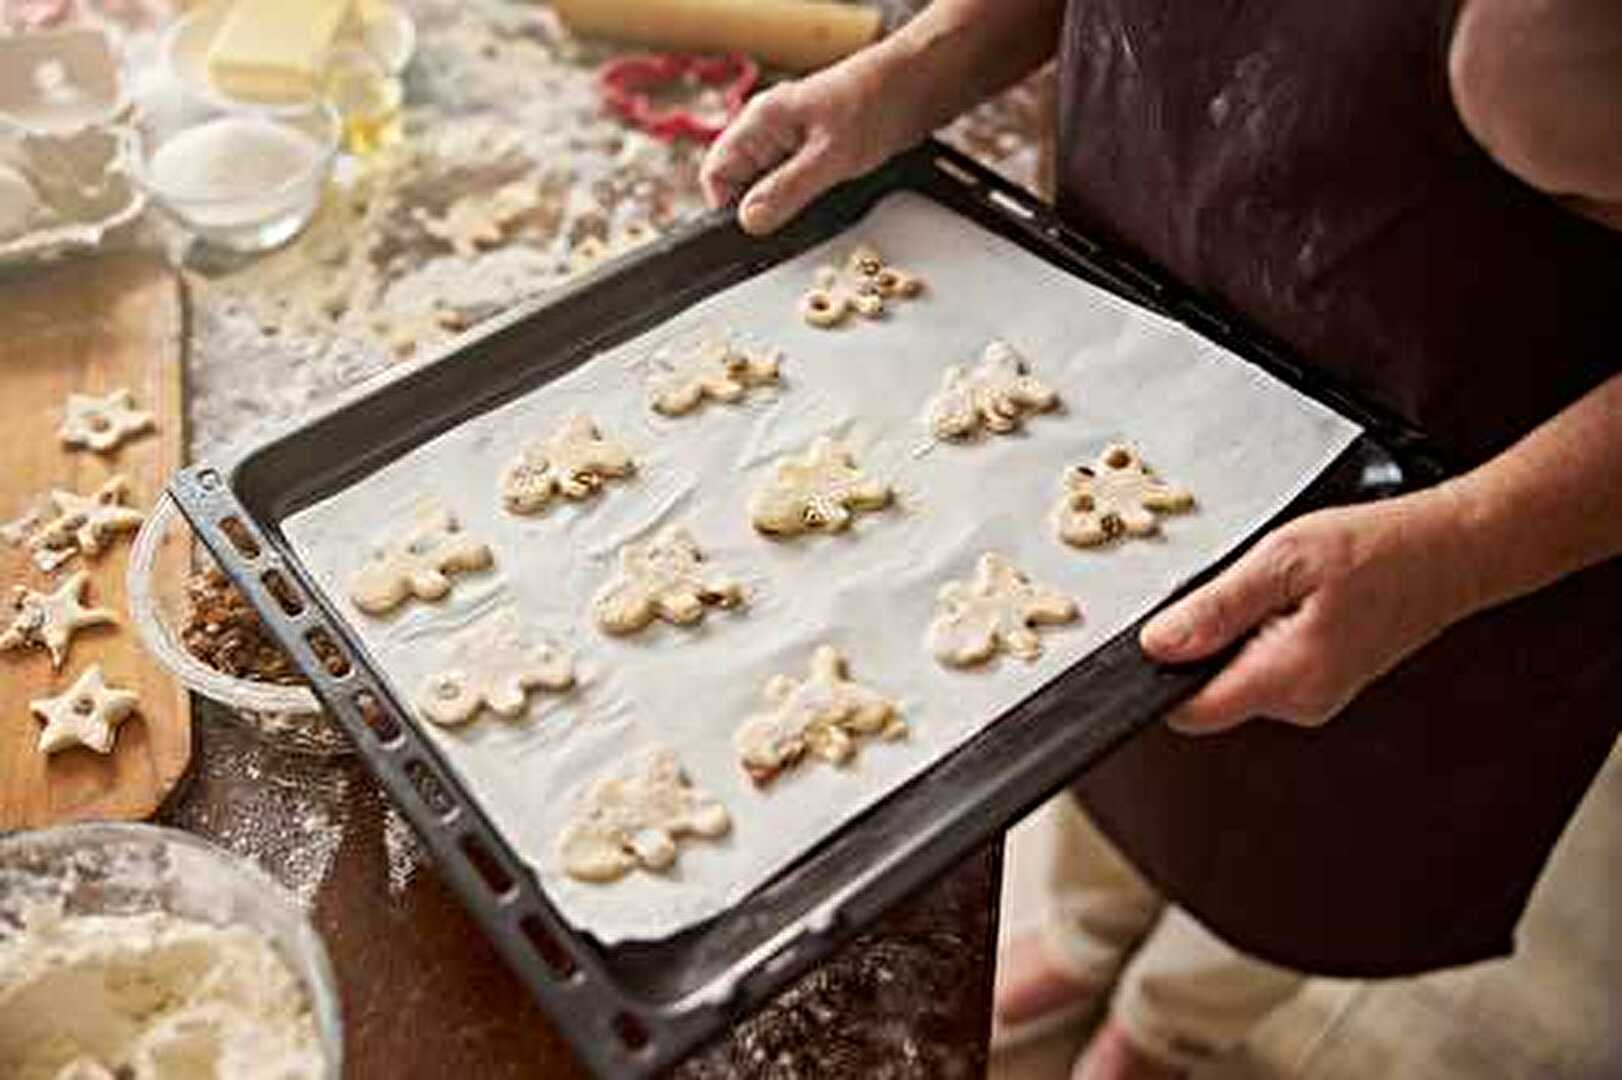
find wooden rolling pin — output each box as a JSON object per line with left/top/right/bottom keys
{"left": 552, "top": 0, "right": 883, "bottom": 72}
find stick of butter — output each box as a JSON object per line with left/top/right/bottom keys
{"left": 205, "top": 0, "right": 356, "bottom": 104}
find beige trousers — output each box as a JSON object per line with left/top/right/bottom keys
{"left": 1039, "top": 794, "right": 1306, "bottom": 1068}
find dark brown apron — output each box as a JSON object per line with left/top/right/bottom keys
{"left": 1055, "top": 0, "right": 1622, "bottom": 976}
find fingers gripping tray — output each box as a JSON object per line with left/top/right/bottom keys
{"left": 170, "top": 143, "right": 1441, "bottom": 1077}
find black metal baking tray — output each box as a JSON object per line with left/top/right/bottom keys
{"left": 169, "top": 140, "right": 1444, "bottom": 1078}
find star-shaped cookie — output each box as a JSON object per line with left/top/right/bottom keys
{"left": 28, "top": 476, "right": 146, "bottom": 572}
{"left": 748, "top": 437, "right": 892, "bottom": 537}
{"left": 733, "top": 644, "right": 905, "bottom": 785}
{"left": 58, "top": 388, "right": 154, "bottom": 454}
{"left": 557, "top": 747, "right": 731, "bottom": 883}
{"left": 500, "top": 415, "right": 635, "bottom": 515}
{"left": 927, "top": 340, "right": 1058, "bottom": 440}
{"left": 798, "top": 243, "right": 923, "bottom": 328}
{"left": 648, "top": 335, "right": 781, "bottom": 416}
{"left": 1052, "top": 444, "right": 1195, "bottom": 547}
{"left": 0, "top": 570, "right": 117, "bottom": 669}
{"left": 30, "top": 664, "right": 140, "bottom": 755}
{"left": 927, "top": 553, "right": 1078, "bottom": 667}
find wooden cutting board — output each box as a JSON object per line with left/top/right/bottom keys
{"left": 0, "top": 252, "right": 192, "bottom": 829}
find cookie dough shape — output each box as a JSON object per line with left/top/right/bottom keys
{"left": 594, "top": 526, "right": 743, "bottom": 635}
{"left": 928, "top": 553, "right": 1078, "bottom": 667}
{"left": 500, "top": 415, "right": 634, "bottom": 515}
{"left": 734, "top": 644, "right": 905, "bottom": 785}
{"left": 419, "top": 640, "right": 574, "bottom": 726}
{"left": 928, "top": 340, "right": 1058, "bottom": 440}
{"left": 569, "top": 221, "right": 658, "bottom": 276}
{"left": 558, "top": 747, "right": 731, "bottom": 883}
{"left": 0, "top": 570, "right": 116, "bottom": 670}
{"left": 348, "top": 506, "right": 493, "bottom": 616}
{"left": 748, "top": 437, "right": 892, "bottom": 537}
{"left": 648, "top": 335, "right": 781, "bottom": 416}
{"left": 59, "top": 388, "right": 155, "bottom": 454}
{"left": 1053, "top": 444, "right": 1195, "bottom": 547}
{"left": 30, "top": 664, "right": 139, "bottom": 755}
{"left": 799, "top": 243, "right": 923, "bottom": 328}
{"left": 28, "top": 476, "right": 146, "bottom": 572}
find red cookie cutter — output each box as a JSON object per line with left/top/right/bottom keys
{"left": 597, "top": 52, "right": 759, "bottom": 143}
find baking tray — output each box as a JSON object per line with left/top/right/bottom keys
{"left": 169, "top": 140, "right": 1444, "bottom": 1077}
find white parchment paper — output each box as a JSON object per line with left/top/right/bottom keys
{"left": 282, "top": 192, "right": 1362, "bottom": 943}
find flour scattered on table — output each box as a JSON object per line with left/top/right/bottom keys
{"left": 0, "top": 569, "right": 116, "bottom": 670}
{"left": 499, "top": 414, "right": 634, "bottom": 515}
{"left": 0, "top": 908, "right": 324, "bottom": 1080}
{"left": 798, "top": 243, "right": 923, "bottom": 328}
{"left": 734, "top": 645, "right": 905, "bottom": 785}
{"left": 57, "top": 387, "right": 155, "bottom": 454}
{"left": 1052, "top": 443, "right": 1195, "bottom": 547}
{"left": 29, "top": 663, "right": 139, "bottom": 755}
{"left": 927, "top": 339, "right": 1058, "bottom": 440}
{"left": 748, "top": 437, "right": 891, "bottom": 537}
{"left": 558, "top": 746, "right": 731, "bottom": 883}
{"left": 927, "top": 553, "right": 1077, "bottom": 667}
{"left": 593, "top": 526, "right": 743, "bottom": 635}
{"left": 348, "top": 504, "right": 493, "bottom": 615}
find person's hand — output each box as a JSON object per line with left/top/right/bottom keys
{"left": 701, "top": 56, "right": 924, "bottom": 235}
{"left": 1139, "top": 494, "right": 1482, "bottom": 735}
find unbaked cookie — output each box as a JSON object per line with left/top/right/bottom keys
{"left": 58, "top": 388, "right": 155, "bottom": 454}
{"left": 558, "top": 747, "right": 730, "bottom": 883}
{"left": 733, "top": 644, "right": 904, "bottom": 785}
{"left": 348, "top": 505, "right": 493, "bottom": 616}
{"left": 927, "top": 340, "right": 1057, "bottom": 440}
{"left": 500, "top": 415, "right": 634, "bottom": 515}
{"left": 30, "top": 664, "right": 139, "bottom": 756}
{"left": 799, "top": 243, "right": 923, "bottom": 328}
{"left": 1052, "top": 444, "right": 1194, "bottom": 547}
{"left": 648, "top": 334, "right": 780, "bottom": 416}
{"left": 27, "top": 477, "right": 145, "bottom": 572}
{"left": 748, "top": 437, "right": 891, "bottom": 537}
{"left": 0, "top": 570, "right": 116, "bottom": 670}
{"left": 418, "top": 621, "right": 574, "bottom": 727}
{"left": 594, "top": 526, "right": 743, "bottom": 635}
{"left": 927, "top": 553, "right": 1077, "bottom": 667}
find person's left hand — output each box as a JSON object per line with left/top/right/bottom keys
{"left": 1139, "top": 493, "right": 1481, "bottom": 735}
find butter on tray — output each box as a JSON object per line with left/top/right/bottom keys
{"left": 205, "top": 0, "right": 356, "bottom": 104}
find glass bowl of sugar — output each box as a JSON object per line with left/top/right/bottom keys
{"left": 130, "top": 98, "right": 338, "bottom": 254}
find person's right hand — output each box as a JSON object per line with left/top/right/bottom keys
{"left": 701, "top": 57, "right": 923, "bottom": 235}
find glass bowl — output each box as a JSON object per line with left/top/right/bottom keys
{"left": 127, "top": 493, "right": 352, "bottom": 757}
{"left": 128, "top": 96, "right": 338, "bottom": 254}
{"left": 0, "top": 822, "right": 343, "bottom": 1077}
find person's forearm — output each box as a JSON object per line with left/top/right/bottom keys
{"left": 1432, "top": 372, "right": 1622, "bottom": 615}
{"left": 847, "top": 0, "right": 1065, "bottom": 144}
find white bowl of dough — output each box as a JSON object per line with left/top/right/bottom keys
{"left": 0, "top": 822, "right": 343, "bottom": 1079}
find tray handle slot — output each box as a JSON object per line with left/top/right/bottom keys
{"left": 217, "top": 516, "right": 263, "bottom": 560}
{"left": 403, "top": 758, "right": 458, "bottom": 820}
{"left": 459, "top": 833, "right": 517, "bottom": 900}
{"left": 612, "top": 1012, "right": 652, "bottom": 1054}
{"left": 303, "top": 626, "right": 353, "bottom": 679}
{"left": 518, "top": 913, "right": 579, "bottom": 980}
{"left": 260, "top": 568, "right": 306, "bottom": 616}
{"left": 351, "top": 688, "right": 403, "bottom": 747}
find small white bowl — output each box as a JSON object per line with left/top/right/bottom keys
{"left": 0, "top": 822, "right": 344, "bottom": 1077}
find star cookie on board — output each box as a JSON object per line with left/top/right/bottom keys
{"left": 58, "top": 388, "right": 154, "bottom": 454}
{"left": 1052, "top": 444, "right": 1195, "bottom": 547}
{"left": 798, "top": 243, "right": 923, "bottom": 328}
{"left": 748, "top": 437, "right": 892, "bottom": 537}
{"left": 558, "top": 747, "right": 731, "bottom": 883}
{"left": 27, "top": 476, "right": 145, "bottom": 572}
{"left": 0, "top": 570, "right": 117, "bottom": 669}
{"left": 30, "top": 664, "right": 139, "bottom": 755}
{"left": 347, "top": 505, "right": 493, "bottom": 616}
{"left": 647, "top": 335, "right": 781, "bottom": 416}
{"left": 733, "top": 644, "right": 905, "bottom": 785}
{"left": 500, "top": 415, "right": 634, "bottom": 515}
{"left": 594, "top": 526, "right": 743, "bottom": 635}
{"left": 927, "top": 553, "right": 1078, "bottom": 667}
{"left": 927, "top": 340, "right": 1058, "bottom": 440}
{"left": 417, "top": 622, "right": 574, "bottom": 727}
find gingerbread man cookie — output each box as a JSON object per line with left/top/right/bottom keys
{"left": 0, "top": 570, "right": 116, "bottom": 670}
{"left": 28, "top": 476, "right": 146, "bottom": 572}
{"left": 58, "top": 388, "right": 154, "bottom": 454}
{"left": 30, "top": 664, "right": 139, "bottom": 755}
{"left": 348, "top": 506, "right": 493, "bottom": 616}
{"left": 733, "top": 644, "right": 905, "bottom": 785}
{"left": 558, "top": 747, "right": 731, "bottom": 883}
{"left": 500, "top": 415, "right": 634, "bottom": 515}
{"left": 927, "top": 553, "right": 1078, "bottom": 667}
{"left": 417, "top": 178, "right": 543, "bottom": 259}
{"left": 1052, "top": 444, "right": 1195, "bottom": 547}
{"left": 568, "top": 221, "right": 658, "bottom": 276}
{"left": 748, "top": 437, "right": 892, "bottom": 537}
{"left": 594, "top": 527, "right": 743, "bottom": 635}
{"left": 418, "top": 623, "right": 574, "bottom": 727}
{"left": 648, "top": 335, "right": 781, "bottom": 417}
{"left": 799, "top": 243, "right": 923, "bottom": 328}
{"left": 927, "top": 340, "right": 1058, "bottom": 440}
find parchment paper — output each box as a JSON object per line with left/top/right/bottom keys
{"left": 282, "top": 192, "right": 1362, "bottom": 944}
